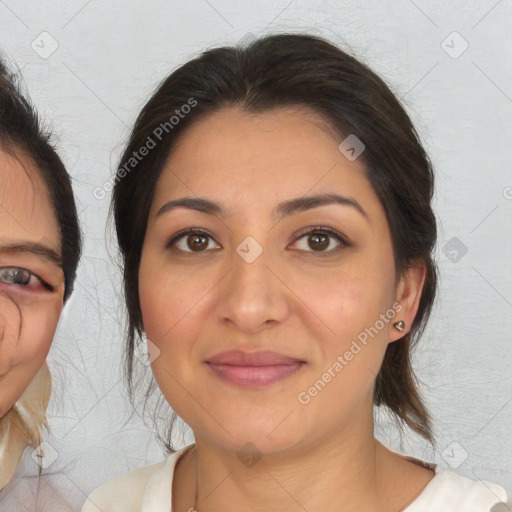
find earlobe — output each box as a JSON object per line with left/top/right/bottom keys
{"left": 393, "top": 320, "right": 405, "bottom": 332}
{"left": 389, "top": 260, "right": 427, "bottom": 343}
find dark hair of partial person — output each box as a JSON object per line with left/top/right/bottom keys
{"left": 112, "top": 32, "right": 438, "bottom": 451}
{"left": 0, "top": 57, "right": 81, "bottom": 302}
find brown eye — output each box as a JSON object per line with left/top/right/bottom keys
{"left": 186, "top": 233, "right": 209, "bottom": 252}
{"left": 167, "top": 229, "right": 220, "bottom": 253}
{"left": 307, "top": 233, "right": 330, "bottom": 251}
{"left": 166, "top": 226, "right": 347, "bottom": 256}
{"left": 292, "top": 227, "right": 347, "bottom": 254}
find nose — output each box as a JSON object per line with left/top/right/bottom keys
{"left": 214, "top": 238, "right": 290, "bottom": 334}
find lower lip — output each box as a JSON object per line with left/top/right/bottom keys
{"left": 205, "top": 362, "right": 305, "bottom": 388}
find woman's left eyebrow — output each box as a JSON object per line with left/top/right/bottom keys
{"left": 0, "top": 241, "right": 63, "bottom": 267}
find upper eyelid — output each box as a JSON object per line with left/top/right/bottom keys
{"left": 0, "top": 265, "right": 35, "bottom": 275}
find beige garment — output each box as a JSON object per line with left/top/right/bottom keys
{"left": 82, "top": 443, "right": 508, "bottom": 512}
{"left": 0, "top": 362, "right": 51, "bottom": 491}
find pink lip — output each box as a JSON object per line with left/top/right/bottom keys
{"left": 205, "top": 350, "right": 306, "bottom": 388}
{"left": 206, "top": 349, "right": 303, "bottom": 366}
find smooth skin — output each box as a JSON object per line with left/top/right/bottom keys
{"left": 139, "top": 107, "right": 435, "bottom": 512}
{"left": 0, "top": 149, "right": 64, "bottom": 418}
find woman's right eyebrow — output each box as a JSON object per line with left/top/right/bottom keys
{"left": 0, "top": 240, "right": 63, "bottom": 267}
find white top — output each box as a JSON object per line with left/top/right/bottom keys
{"left": 81, "top": 443, "right": 508, "bottom": 512}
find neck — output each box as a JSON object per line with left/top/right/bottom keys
{"left": 184, "top": 408, "right": 409, "bottom": 512}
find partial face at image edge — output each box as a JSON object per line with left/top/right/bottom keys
{"left": 0, "top": 148, "right": 65, "bottom": 418}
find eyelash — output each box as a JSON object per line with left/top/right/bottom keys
{"left": 166, "top": 225, "right": 349, "bottom": 256}
{"left": 0, "top": 267, "right": 53, "bottom": 292}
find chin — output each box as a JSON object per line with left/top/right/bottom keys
{"left": 197, "top": 419, "right": 305, "bottom": 458}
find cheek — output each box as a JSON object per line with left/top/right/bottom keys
{"left": 139, "top": 253, "right": 213, "bottom": 346}
{"left": 294, "top": 276, "right": 392, "bottom": 415}
{"left": 0, "top": 294, "right": 61, "bottom": 376}
{"left": 20, "top": 304, "right": 62, "bottom": 380}
{"left": 24, "top": 303, "right": 61, "bottom": 362}
{"left": 292, "top": 264, "right": 391, "bottom": 340}
{"left": 0, "top": 296, "right": 61, "bottom": 416}
{"left": 0, "top": 294, "right": 22, "bottom": 375}
{"left": 289, "top": 262, "right": 395, "bottom": 398}
{"left": 139, "top": 256, "right": 209, "bottom": 418}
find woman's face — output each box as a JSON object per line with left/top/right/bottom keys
{"left": 0, "top": 149, "right": 64, "bottom": 418}
{"left": 139, "top": 107, "right": 425, "bottom": 454}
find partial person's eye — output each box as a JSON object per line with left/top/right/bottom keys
{"left": 166, "top": 225, "right": 348, "bottom": 255}
{"left": 291, "top": 225, "right": 348, "bottom": 255}
{"left": 0, "top": 267, "right": 53, "bottom": 291}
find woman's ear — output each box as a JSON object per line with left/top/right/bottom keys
{"left": 388, "top": 259, "right": 426, "bottom": 343}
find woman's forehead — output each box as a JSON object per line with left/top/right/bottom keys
{"left": 152, "top": 108, "right": 382, "bottom": 222}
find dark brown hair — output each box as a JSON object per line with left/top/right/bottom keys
{"left": 113, "top": 33, "right": 437, "bottom": 449}
{"left": 0, "top": 57, "right": 81, "bottom": 301}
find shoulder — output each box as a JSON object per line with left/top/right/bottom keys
{"left": 434, "top": 467, "right": 507, "bottom": 502}
{"left": 407, "top": 466, "right": 508, "bottom": 511}
{"left": 80, "top": 458, "right": 170, "bottom": 512}
{"left": 81, "top": 445, "right": 194, "bottom": 512}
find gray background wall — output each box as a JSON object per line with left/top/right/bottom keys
{"left": 1, "top": 0, "right": 511, "bottom": 503}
